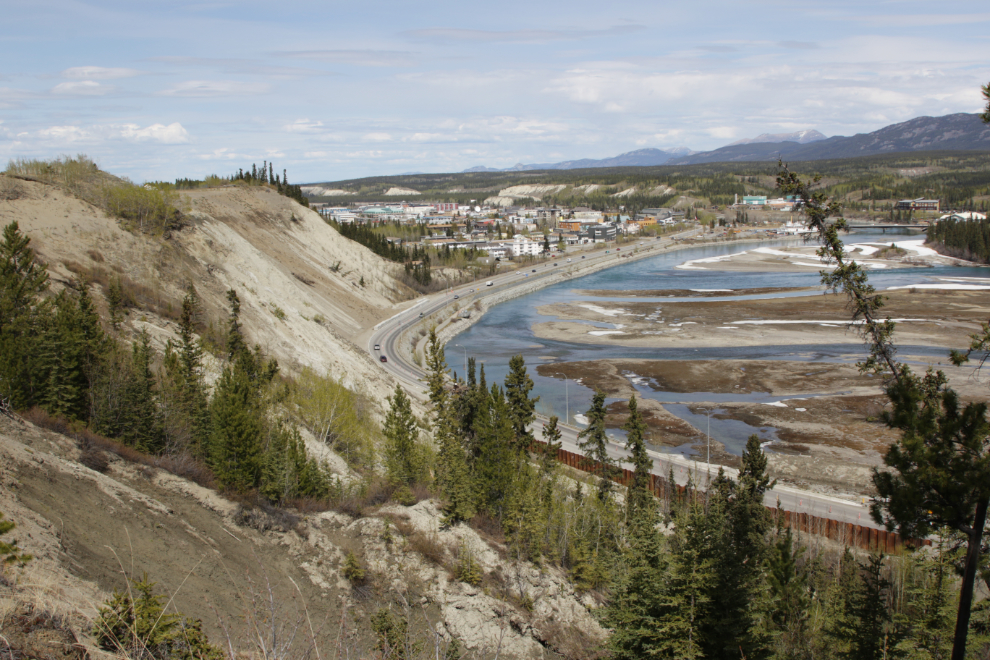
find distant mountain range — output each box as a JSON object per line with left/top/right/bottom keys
{"left": 462, "top": 147, "right": 695, "bottom": 173}
{"left": 462, "top": 113, "right": 990, "bottom": 172}
{"left": 728, "top": 129, "right": 826, "bottom": 146}
{"left": 668, "top": 113, "right": 990, "bottom": 165}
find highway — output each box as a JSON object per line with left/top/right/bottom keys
{"left": 366, "top": 231, "right": 880, "bottom": 530}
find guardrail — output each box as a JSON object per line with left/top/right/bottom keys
{"left": 541, "top": 441, "right": 925, "bottom": 553}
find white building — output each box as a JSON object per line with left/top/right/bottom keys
{"left": 939, "top": 211, "right": 987, "bottom": 221}
{"left": 508, "top": 234, "right": 556, "bottom": 257}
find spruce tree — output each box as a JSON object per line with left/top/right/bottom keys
{"left": 425, "top": 329, "right": 473, "bottom": 523}
{"left": 209, "top": 366, "right": 262, "bottom": 492}
{"left": 539, "top": 416, "right": 562, "bottom": 507}
{"left": 848, "top": 554, "right": 899, "bottom": 660}
{"left": 107, "top": 276, "right": 123, "bottom": 330}
{"left": 472, "top": 384, "right": 518, "bottom": 520}
{"left": 622, "top": 395, "right": 654, "bottom": 522}
{"left": 38, "top": 292, "right": 87, "bottom": 419}
{"left": 123, "top": 330, "right": 164, "bottom": 452}
{"left": 382, "top": 384, "right": 427, "bottom": 486}
{"left": 503, "top": 354, "right": 538, "bottom": 450}
{"left": 578, "top": 389, "right": 617, "bottom": 501}
{"left": 175, "top": 288, "right": 209, "bottom": 456}
{"left": 0, "top": 221, "right": 50, "bottom": 408}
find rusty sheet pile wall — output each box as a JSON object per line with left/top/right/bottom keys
{"left": 541, "top": 442, "right": 922, "bottom": 552}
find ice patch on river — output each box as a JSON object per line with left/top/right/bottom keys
{"left": 578, "top": 303, "right": 628, "bottom": 317}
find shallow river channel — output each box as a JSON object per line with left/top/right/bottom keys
{"left": 446, "top": 232, "right": 989, "bottom": 456}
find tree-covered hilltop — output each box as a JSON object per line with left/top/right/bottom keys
{"left": 171, "top": 159, "right": 310, "bottom": 207}
{"left": 303, "top": 150, "right": 990, "bottom": 215}
{"left": 927, "top": 216, "right": 990, "bottom": 263}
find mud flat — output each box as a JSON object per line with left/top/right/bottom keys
{"left": 536, "top": 358, "right": 985, "bottom": 496}
{"left": 533, "top": 288, "right": 990, "bottom": 349}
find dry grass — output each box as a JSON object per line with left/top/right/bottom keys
{"left": 62, "top": 260, "right": 182, "bottom": 323}
{"left": 20, "top": 407, "right": 217, "bottom": 490}
{"left": 0, "top": 174, "right": 22, "bottom": 201}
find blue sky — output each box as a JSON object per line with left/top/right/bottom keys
{"left": 1, "top": 0, "right": 988, "bottom": 183}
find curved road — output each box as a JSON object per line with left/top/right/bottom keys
{"left": 366, "top": 232, "right": 879, "bottom": 530}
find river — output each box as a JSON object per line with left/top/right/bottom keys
{"left": 446, "top": 231, "right": 989, "bottom": 455}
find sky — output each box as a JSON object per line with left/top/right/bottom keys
{"left": 1, "top": 0, "right": 988, "bottom": 183}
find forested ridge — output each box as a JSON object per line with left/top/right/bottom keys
{"left": 927, "top": 217, "right": 990, "bottom": 264}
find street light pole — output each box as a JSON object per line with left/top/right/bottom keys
{"left": 454, "top": 344, "right": 467, "bottom": 376}
{"left": 554, "top": 373, "right": 568, "bottom": 424}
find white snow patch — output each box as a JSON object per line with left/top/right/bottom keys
{"left": 573, "top": 413, "right": 589, "bottom": 426}
{"left": 690, "top": 288, "right": 733, "bottom": 292}
{"left": 588, "top": 330, "right": 626, "bottom": 336}
{"left": 667, "top": 322, "right": 697, "bottom": 327}
{"left": 676, "top": 253, "right": 743, "bottom": 270}
{"left": 578, "top": 303, "right": 628, "bottom": 317}
{"left": 887, "top": 284, "right": 990, "bottom": 291}
{"left": 764, "top": 401, "right": 788, "bottom": 408}
{"left": 717, "top": 326, "right": 739, "bottom": 329}
{"left": 752, "top": 247, "right": 798, "bottom": 257}
{"left": 795, "top": 408, "right": 807, "bottom": 412}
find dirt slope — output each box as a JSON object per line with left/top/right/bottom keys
{"left": 0, "top": 176, "right": 407, "bottom": 401}
{"left": 0, "top": 415, "right": 605, "bottom": 659}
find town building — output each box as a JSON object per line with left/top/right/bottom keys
{"left": 586, "top": 224, "right": 617, "bottom": 243}
{"left": 895, "top": 198, "right": 940, "bottom": 212}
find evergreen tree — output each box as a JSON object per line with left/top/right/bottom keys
{"left": 703, "top": 436, "right": 775, "bottom": 660}
{"left": 503, "top": 354, "right": 538, "bottom": 450}
{"left": 123, "top": 330, "right": 163, "bottom": 452}
{"left": 170, "top": 289, "right": 209, "bottom": 457}
{"left": 107, "top": 276, "right": 123, "bottom": 330}
{"left": 847, "top": 554, "right": 899, "bottom": 660}
{"left": 472, "top": 384, "right": 518, "bottom": 519}
{"left": 766, "top": 526, "right": 810, "bottom": 657}
{"left": 578, "top": 389, "right": 617, "bottom": 501}
{"left": 0, "top": 221, "right": 50, "bottom": 408}
{"left": 622, "top": 395, "right": 654, "bottom": 522}
{"left": 38, "top": 292, "right": 87, "bottom": 419}
{"left": 382, "top": 384, "right": 427, "bottom": 486}
{"left": 208, "top": 366, "right": 262, "bottom": 492}
{"left": 539, "top": 416, "right": 562, "bottom": 508}
{"left": 875, "top": 368, "right": 990, "bottom": 660}
{"left": 426, "top": 329, "right": 473, "bottom": 523}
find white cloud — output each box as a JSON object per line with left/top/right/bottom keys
{"left": 51, "top": 80, "right": 110, "bottom": 96}
{"left": 158, "top": 80, "right": 269, "bottom": 97}
{"left": 34, "top": 122, "right": 189, "bottom": 145}
{"left": 119, "top": 123, "right": 190, "bottom": 144}
{"left": 61, "top": 66, "right": 142, "bottom": 80}
{"left": 285, "top": 119, "right": 324, "bottom": 133}
{"left": 363, "top": 133, "right": 392, "bottom": 142}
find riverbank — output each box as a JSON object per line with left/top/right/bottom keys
{"left": 532, "top": 288, "right": 990, "bottom": 349}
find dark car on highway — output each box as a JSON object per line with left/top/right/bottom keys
{"left": 380, "top": 355, "right": 388, "bottom": 363}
